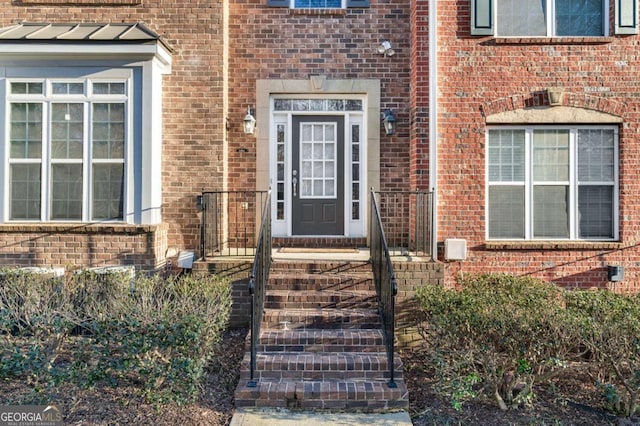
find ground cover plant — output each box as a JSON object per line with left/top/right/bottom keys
{"left": 0, "top": 268, "right": 231, "bottom": 406}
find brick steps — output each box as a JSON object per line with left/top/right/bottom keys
{"left": 265, "top": 289, "right": 377, "bottom": 309}
{"left": 234, "top": 259, "right": 408, "bottom": 412}
{"left": 256, "top": 329, "right": 385, "bottom": 352}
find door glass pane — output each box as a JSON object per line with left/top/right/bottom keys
{"left": 533, "top": 130, "right": 569, "bottom": 181}
{"left": 488, "top": 186, "right": 525, "bottom": 238}
{"left": 497, "top": 0, "right": 547, "bottom": 36}
{"left": 579, "top": 186, "right": 613, "bottom": 238}
{"left": 93, "top": 164, "right": 124, "bottom": 220}
{"left": 10, "top": 164, "right": 41, "bottom": 220}
{"left": 556, "top": 0, "right": 603, "bottom": 36}
{"left": 51, "top": 164, "right": 83, "bottom": 220}
{"left": 533, "top": 185, "right": 569, "bottom": 238}
{"left": 300, "top": 123, "right": 337, "bottom": 198}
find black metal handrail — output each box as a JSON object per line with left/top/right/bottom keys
{"left": 198, "top": 190, "right": 270, "bottom": 259}
{"left": 247, "top": 189, "right": 272, "bottom": 387}
{"left": 375, "top": 190, "right": 435, "bottom": 260}
{"left": 370, "top": 188, "right": 398, "bottom": 389}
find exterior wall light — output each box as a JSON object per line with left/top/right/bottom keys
{"left": 382, "top": 109, "right": 396, "bottom": 135}
{"left": 377, "top": 40, "right": 395, "bottom": 57}
{"left": 243, "top": 107, "right": 256, "bottom": 135}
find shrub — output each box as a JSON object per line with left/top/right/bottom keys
{"left": 565, "top": 290, "right": 640, "bottom": 418}
{"left": 0, "top": 269, "right": 232, "bottom": 405}
{"left": 417, "top": 273, "right": 581, "bottom": 411}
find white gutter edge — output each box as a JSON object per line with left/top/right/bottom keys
{"left": 429, "top": 0, "right": 438, "bottom": 259}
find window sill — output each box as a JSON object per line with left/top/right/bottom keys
{"left": 494, "top": 37, "right": 614, "bottom": 45}
{"left": 0, "top": 223, "right": 161, "bottom": 235}
{"left": 485, "top": 241, "right": 622, "bottom": 250}
{"left": 290, "top": 8, "right": 347, "bottom": 16}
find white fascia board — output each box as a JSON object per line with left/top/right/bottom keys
{"left": 0, "top": 43, "right": 172, "bottom": 69}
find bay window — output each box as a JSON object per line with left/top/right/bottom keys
{"left": 7, "top": 79, "right": 127, "bottom": 222}
{"left": 487, "top": 126, "right": 618, "bottom": 240}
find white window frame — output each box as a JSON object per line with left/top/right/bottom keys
{"left": 5, "top": 75, "right": 131, "bottom": 223}
{"left": 495, "top": 0, "right": 610, "bottom": 37}
{"left": 486, "top": 125, "right": 619, "bottom": 241}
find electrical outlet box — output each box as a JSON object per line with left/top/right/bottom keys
{"left": 444, "top": 239, "right": 467, "bottom": 261}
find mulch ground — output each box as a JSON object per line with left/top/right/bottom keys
{"left": 1, "top": 328, "right": 636, "bottom": 425}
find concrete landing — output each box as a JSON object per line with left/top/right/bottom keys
{"left": 230, "top": 408, "right": 413, "bottom": 426}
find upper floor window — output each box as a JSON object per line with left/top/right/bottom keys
{"left": 497, "top": 0, "right": 604, "bottom": 36}
{"left": 267, "top": 0, "right": 369, "bottom": 9}
{"left": 7, "top": 78, "right": 128, "bottom": 222}
{"left": 487, "top": 126, "right": 618, "bottom": 241}
{"left": 471, "top": 0, "right": 638, "bottom": 36}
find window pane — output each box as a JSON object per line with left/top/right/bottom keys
{"left": 93, "top": 104, "right": 125, "bottom": 159}
{"left": 556, "top": 0, "right": 603, "bottom": 36}
{"left": 578, "top": 129, "right": 614, "bottom": 182}
{"left": 579, "top": 186, "right": 613, "bottom": 238}
{"left": 533, "top": 185, "right": 569, "bottom": 238}
{"left": 11, "top": 82, "right": 43, "bottom": 95}
{"left": 497, "top": 0, "right": 547, "bottom": 36}
{"left": 533, "top": 130, "right": 569, "bottom": 181}
{"left": 51, "top": 164, "right": 83, "bottom": 220}
{"left": 488, "top": 186, "right": 525, "bottom": 238}
{"left": 10, "top": 164, "right": 41, "bottom": 220}
{"left": 10, "top": 103, "right": 42, "bottom": 159}
{"left": 294, "top": 0, "right": 341, "bottom": 8}
{"left": 93, "top": 164, "right": 124, "bottom": 220}
{"left": 51, "top": 103, "right": 83, "bottom": 159}
{"left": 488, "top": 129, "right": 525, "bottom": 181}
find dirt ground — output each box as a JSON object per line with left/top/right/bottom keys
{"left": 0, "top": 328, "right": 635, "bottom": 425}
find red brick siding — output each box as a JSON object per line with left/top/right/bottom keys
{"left": 227, "top": 0, "right": 412, "bottom": 194}
{"left": 431, "top": 0, "right": 640, "bottom": 292}
{"left": 0, "top": 0, "right": 226, "bottom": 269}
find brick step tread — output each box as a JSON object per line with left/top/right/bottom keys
{"left": 263, "top": 308, "right": 381, "bottom": 330}
{"left": 265, "top": 290, "right": 376, "bottom": 309}
{"left": 270, "top": 261, "right": 372, "bottom": 274}
{"left": 241, "top": 351, "right": 403, "bottom": 371}
{"left": 267, "top": 276, "right": 374, "bottom": 291}
{"left": 235, "top": 379, "right": 409, "bottom": 411}
{"left": 257, "top": 329, "right": 385, "bottom": 352}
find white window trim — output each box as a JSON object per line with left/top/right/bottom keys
{"left": 0, "top": 50, "right": 170, "bottom": 225}
{"left": 486, "top": 125, "right": 619, "bottom": 241}
{"left": 495, "top": 0, "right": 610, "bottom": 37}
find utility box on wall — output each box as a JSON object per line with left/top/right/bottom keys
{"left": 444, "top": 238, "right": 467, "bottom": 261}
{"left": 608, "top": 265, "right": 625, "bottom": 282}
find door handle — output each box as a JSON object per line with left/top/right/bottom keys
{"left": 292, "top": 169, "right": 297, "bottom": 198}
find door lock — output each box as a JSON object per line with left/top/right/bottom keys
{"left": 292, "top": 170, "right": 297, "bottom": 198}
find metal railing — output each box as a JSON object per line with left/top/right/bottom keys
{"left": 375, "top": 190, "right": 435, "bottom": 260}
{"left": 247, "top": 189, "right": 272, "bottom": 387}
{"left": 370, "top": 189, "right": 398, "bottom": 389}
{"left": 198, "top": 190, "right": 269, "bottom": 259}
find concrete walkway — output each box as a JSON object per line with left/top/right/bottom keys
{"left": 230, "top": 409, "right": 413, "bottom": 425}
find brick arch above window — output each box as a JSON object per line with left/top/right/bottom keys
{"left": 482, "top": 91, "right": 624, "bottom": 123}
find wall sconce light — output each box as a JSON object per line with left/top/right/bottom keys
{"left": 382, "top": 109, "right": 396, "bottom": 135}
{"left": 377, "top": 40, "right": 395, "bottom": 57}
{"left": 243, "top": 107, "right": 256, "bottom": 135}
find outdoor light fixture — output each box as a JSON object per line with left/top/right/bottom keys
{"left": 243, "top": 107, "right": 256, "bottom": 135}
{"left": 382, "top": 109, "right": 396, "bottom": 135}
{"left": 377, "top": 40, "right": 395, "bottom": 57}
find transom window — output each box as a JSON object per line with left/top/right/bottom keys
{"left": 7, "top": 79, "right": 127, "bottom": 222}
{"left": 497, "top": 0, "right": 606, "bottom": 36}
{"left": 487, "top": 126, "right": 618, "bottom": 240}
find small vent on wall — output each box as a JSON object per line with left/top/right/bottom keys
{"left": 444, "top": 239, "right": 467, "bottom": 261}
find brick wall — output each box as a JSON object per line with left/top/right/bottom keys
{"left": 431, "top": 0, "right": 640, "bottom": 292}
{"left": 0, "top": 0, "right": 226, "bottom": 269}
{"left": 227, "top": 0, "right": 412, "bottom": 194}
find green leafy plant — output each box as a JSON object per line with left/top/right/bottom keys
{"left": 417, "top": 273, "right": 581, "bottom": 411}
